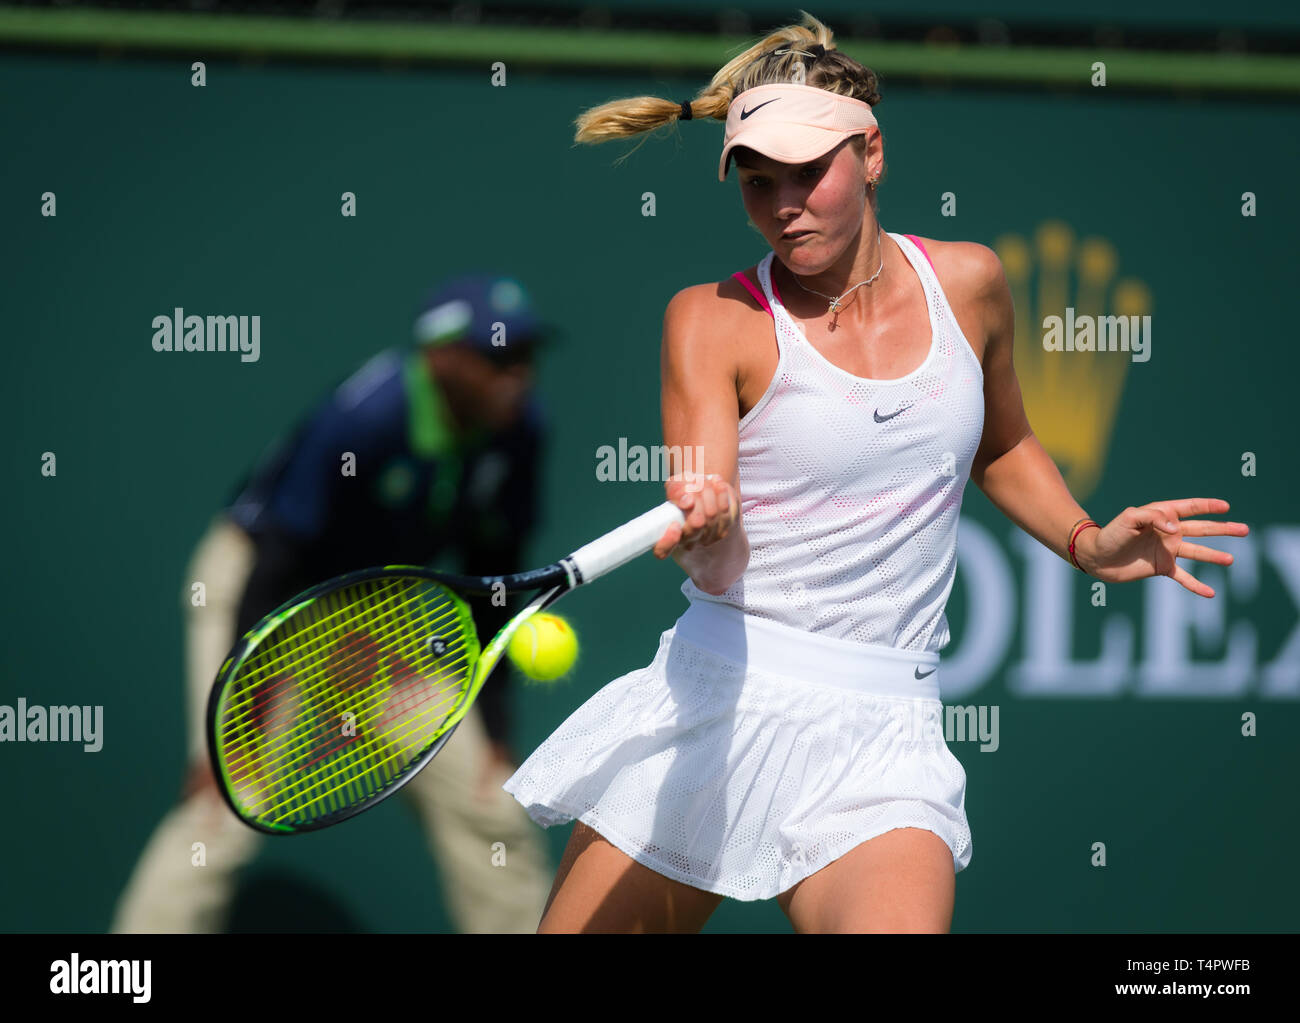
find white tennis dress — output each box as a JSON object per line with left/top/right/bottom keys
{"left": 503, "top": 233, "right": 985, "bottom": 900}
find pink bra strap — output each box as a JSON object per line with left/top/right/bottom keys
{"left": 731, "top": 270, "right": 773, "bottom": 318}
{"left": 769, "top": 270, "right": 785, "bottom": 307}
{"left": 903, "top": 234, "right": 936, "bottom": 272}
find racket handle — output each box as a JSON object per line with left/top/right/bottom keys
{"left": 567, "top": 500, "right": 686, "bottom": 584}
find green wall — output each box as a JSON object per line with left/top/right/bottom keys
{"left": 2, "top": 48, "right": 1297, "bottom": 933}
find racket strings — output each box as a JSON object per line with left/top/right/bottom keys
{"left": 278, "top": 594, "right": 473, "bottom": 818}
{"left": 226, "top": 596, "right": 469, "bottom": 823}
{"left": 221, "top": 598, "right": 449, "bottom": 789}
{"left": 215, "top": 577, "right": 478, "bottom": 827}
{"left": 223, "top": 583, "right": 466, "bottom": 799}
{"left": 220, "top": 580, "right": 468, "bottom": 751}
{"left": 232, "top": 587, "right": 410, "bottom": 800}
{"left": 246, "top": 587, "right": 468, "bottom": 810}
{"left": 221, "top": 577, "right": 447, "bottom": 713}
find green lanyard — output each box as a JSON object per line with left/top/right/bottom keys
{"left": 402, "top": 350, "right": 485, "bottom": 527}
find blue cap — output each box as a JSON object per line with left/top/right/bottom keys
{"left": 413, "top": 273, "right": 553, "bottom": 357}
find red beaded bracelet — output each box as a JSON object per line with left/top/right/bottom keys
{"left": 1069, "top": 519, "right": 1099, "bottom": 572}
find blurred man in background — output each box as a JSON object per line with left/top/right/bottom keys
{"left": 112, "top": 274, "right": 555, "bottom": 933}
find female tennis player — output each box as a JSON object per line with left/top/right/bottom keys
{"left": 502, "top": 13, "right": 1249, "bottom": 933}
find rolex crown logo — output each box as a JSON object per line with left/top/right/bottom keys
{"left": 995, "top": 220, "right": 1152, "bottom": 503}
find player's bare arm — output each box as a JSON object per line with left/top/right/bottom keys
{"left": 655, "top": 284, "right": 748, "bottom": 594}
{"left": 950, "top": 239, "right": 1249, "bottom": 595}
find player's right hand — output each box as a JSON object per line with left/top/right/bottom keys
{"left": 654, "top": 472, "right": 740, "bottom": 558}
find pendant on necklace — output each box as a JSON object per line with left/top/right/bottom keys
{"left": 828, "top": 298, "right": 841, "bottom": 314}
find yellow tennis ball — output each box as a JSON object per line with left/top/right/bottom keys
{"left": 507, "top": 613, "right": 578, "bottom": 682}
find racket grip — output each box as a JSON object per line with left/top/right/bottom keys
{"left": 568, "top": 501, "right": 686, "bottom": 584}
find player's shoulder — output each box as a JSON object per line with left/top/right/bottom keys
{"left": 661, "top": 277, "right": 766, "bottom": 376}
{"left": 664, "top": 271, "right": 769, "bottom": 334}
{"left": 905, "top": 236, "right": 1006, "bottom": 298}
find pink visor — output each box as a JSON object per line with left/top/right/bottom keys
{"left": 718, "top": 82, "right": 878, "bottom": 182}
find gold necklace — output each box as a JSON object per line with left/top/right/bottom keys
{"left": 790, "top": 228, "right": 884, "bottom": 330}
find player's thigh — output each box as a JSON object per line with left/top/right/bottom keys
{"left": 776, "top": 827, "right": 955, "bottom": 933}
{"left": 538, "top": 821, "right": 724, "bottom": 934}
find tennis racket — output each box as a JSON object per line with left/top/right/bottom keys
{"left": 206, "top": 500, "right": 685, "bottom": 835}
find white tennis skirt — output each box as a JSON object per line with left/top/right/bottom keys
{"left": 502, "top": 599, "right": 972, "bottom": 901}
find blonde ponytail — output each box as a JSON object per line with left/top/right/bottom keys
{"left": 573, "top": 10, "right": 881, "bottom": 167}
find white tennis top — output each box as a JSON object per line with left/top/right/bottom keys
{"left": 681, "top": 232, "right": 986, "bottom": 653}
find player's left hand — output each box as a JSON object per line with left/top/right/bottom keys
{"left": 1079, "top": 498, "right": 1249, "bottom": 597}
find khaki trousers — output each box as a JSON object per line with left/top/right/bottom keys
{"left": 111, "top": 517, "right": 552, "bottom": 933}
